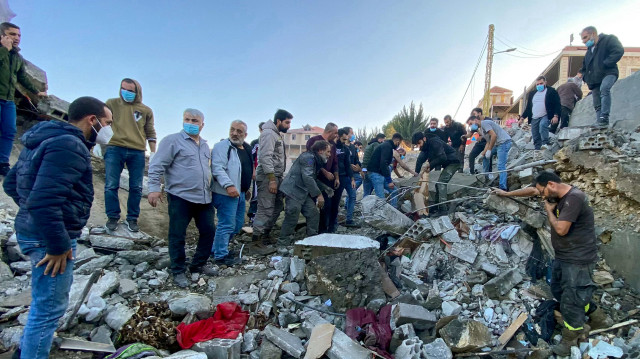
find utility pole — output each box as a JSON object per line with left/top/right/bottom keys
{"left": 482, "top": 24, "right": 495, "bottom": 115}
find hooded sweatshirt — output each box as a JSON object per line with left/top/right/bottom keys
{"left": 106, "top": 79, "right": 157, "bottom": 151}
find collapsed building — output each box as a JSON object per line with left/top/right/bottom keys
{"left": 1, "top": 63, "right": 640, "bottom": 359}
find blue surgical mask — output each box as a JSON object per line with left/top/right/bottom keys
{"left": 183, "top": 123, "right": 200, "bottom": 135}
{"left": 401, "top": 155, "right": 405, "bottom": 160}
{"left": 536, "top": 84, "right": 545, "bottom": 92}
{"left": 429, "top": 127, "right": 437, "bottom": 132}
{"left": 349, "top": 134, "right": 356, "bottom": 142}
{"left": 121, "top": 89, "right": 136, "bottom": 103}
{"left": 585, "top": 39, "right": 594, "bottom": 48}
{"left": 470, "top": 124, "right": 479, "bottom": 131}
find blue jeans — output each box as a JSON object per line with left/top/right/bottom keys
{"left": 0, "top": 100, "right": 17, "bottom": 164}
{"left": 104, "top": 146, "right": 145, "bottom": 220}
{"left": 212, "top": 192, "right": 245, "bottom": 260}
{"left": 17, "top": 235, "right": 77, "bottom": 359}
{"left": 483, "top": 140, "right": 511, "bottom": 190}
{"left": 530, "top": 116, "right": 549, "bottom": 150}
{"left": 345, "top": 173, "right": 361, "bottom": 222}
{"left": 362, "top": 171, "right": 373, "bottom": 197}
{"left": 591, "top": 74, "right": 617, "bottom": 123}
{"left": 368, "top": 172, "right": 398, "bottom": 208}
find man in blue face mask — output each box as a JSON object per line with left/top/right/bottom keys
{"left": 521, "top": 76, "right": 561, "bottom": 150}
{"left": 576, "top": 26, "right": 624, "bottom": 127}
{"left": 425, "top": 118, "right": 448, "bottom": 144}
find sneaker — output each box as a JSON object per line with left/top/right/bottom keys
{"left": 214, "top": 255, "right": 242, "bottom": 267}
{"left": 190, "top": 264, "right": 219, "bottom": 276}
{"left": 343, "top": 220, "right": 361, "bottom": 228}
{"left": 126, "top": 219, "right": 139, "bottom": 232}
{"left": 595, "top": 118, "right": 609, "bottom": 128}
{"left": 173, "top": 272, "right": 189, "bottom": 288}
{"left": 105, "top": 218, "right": 119, "bottom": 231}
{"left": 0, "top": 163, "right": 9, "bottom": 176}
{"left": 540, "top": 144, "right": 549, "bottom": 150}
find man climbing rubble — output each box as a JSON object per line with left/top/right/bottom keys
{"left": 278, "top": 140, "right": 332, "bottom": 249}
{"left": 361, "top": 133, "right": 386, "bottom": 196}
{"left": 520, "top": 75, "right": 561, "bottom": 150}
{"left": 495, "top": 171, "right": 613, "bottom": 356}
{"left": 366, "top": 133, "right": 403, "bottom": 207}
{"left": 147, "top": 109, "right": 217, "bottom": 288}
{"left": 3, "top": 97, "right": 112, "bottom": 359}
{"left": 413, "top": 131, "right": 461, "bottom": 216}
{"left": 467, "top": 114, "right": 511, "bottom": 191}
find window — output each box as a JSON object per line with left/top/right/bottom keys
{"left": 305, "top": 135, "right": 311, "bottom": 141}
{"left": 291, "top": 134, "right": 297, "bottom": 141}
{"left": 629, "top": 67, "right": 639, "bottom": 76}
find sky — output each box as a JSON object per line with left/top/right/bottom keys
{"left": 9, "top": 0, "right": 640, "bottom": 145}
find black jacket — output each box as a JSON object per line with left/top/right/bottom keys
{"left": 579, "top": 34, "right": 624, "bottom": 89}
{"left": 367, "top": 139, "right": 395, "bottom": 177}
{"left": 444, "top": 122, "right": 466, "bottom": 148}
{"left": 3, "top": 121, "right": 95, "bottom": 255}
{"left": 425, "top": 128, "right": 448, "bottom": 143}
{"left": 522, "top": 86, "right": 562, "bottom": 122}
{"left": 336, "top": 141, "right": 353, "bottom": 178}
{"left": 348, "top": 143, "right": 361, "bottom": 167}
{"left": 416, "top": 137, "right": 459, "bottom": 173}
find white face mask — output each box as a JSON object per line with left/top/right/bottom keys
{"left": 93, "top": 121, "right": 114, "bottom": 145}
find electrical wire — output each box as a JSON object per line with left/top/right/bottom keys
{"left": 495, "top": 34, "right": 554, "bottom": 55}
{"left": 453, "top": 35, "right": 489, "bottom": 119}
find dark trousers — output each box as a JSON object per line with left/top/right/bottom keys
{"left": 167, "top": 193, "right": 215, "bottom": 274}
{"left": 550, "top": 106, "right": 572, "bottom": 134}
{"left": 551, "top": 260, "right": 597, "bottom": 330}
{"left": 280, "top": 195, "right": 319, "bottom": 245}
{"left": 436, "top": 163, "right": 462, "bottom": 206}
{"left": 468, "top": 141, "right": 488, "bottom": 174}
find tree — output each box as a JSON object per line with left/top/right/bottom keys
{"left": 355, "top": 126, "right": 382, "bottom": 144}
{"left": 386, "top": 101, "right": 430, "bottom": 146}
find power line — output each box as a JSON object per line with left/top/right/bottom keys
{"left": 495, "top": 34, "right": 551, "bottom": 54}
{"left": 495, "top": 36, "right": 560, "bottom": 58}
{"left": 453, "top": 35, "right": 489, "bottom": 119}
{"left": 502, "top": 50, "right": 561, "bottom": 59}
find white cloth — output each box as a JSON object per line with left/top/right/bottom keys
{"left": 532, "top": 88, "right": 547, "bottom": 119}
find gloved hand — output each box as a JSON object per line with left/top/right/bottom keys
{"left": 484, "top": 151, "right": 492, "bottom": 159}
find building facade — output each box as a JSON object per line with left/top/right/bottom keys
{"left": 283, "top": 124, "right": 324, "bottom": 162}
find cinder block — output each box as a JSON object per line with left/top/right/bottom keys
{"left": 192, "top": 338, "right": 241, "bottom": 359}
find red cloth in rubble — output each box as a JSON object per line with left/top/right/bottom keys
{"left": 176, "top": 302, "right": 249, "bottom": 349}
{"left": 345, "top": 305, "right": 393, "bottom": 359}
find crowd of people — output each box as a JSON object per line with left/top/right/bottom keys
{"left": 0, "top": 20, "right": 624, "bottom": 358}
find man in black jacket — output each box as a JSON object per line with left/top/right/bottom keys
{"left": 443, "top": 115, "right": 466, "bottom": 167}
{"left": 343, "top": 127, "right": 362, "bottom": 227}
{"left": 521, "top": 76, "right": 561, "bottom": 150}
{"left": 425, "top": 118, "right": 448, "bottom": 143}
{"left": 3, "top": 97, "right": 112, "bottom": 359}
{"left": 367, "top": 133, "right": 402, "bottom": 207}
{"left": 413, "top": 132, "right": 461, "bottom": 215}
{"left": 577, "top": 26, "right": 624, "bottom": 127}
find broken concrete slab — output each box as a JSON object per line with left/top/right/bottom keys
{"left": 400, "top": 218, "right": 434, "bottom": 241}
{"left": 439, "top": 319, "right": 492, "bottom": 353}
{"left": 360, "top": 195, "right": 414, "bottom": 234}
{"left": 484, "top": 268, "right": 524, "bottom": 299}
{"left": 164, "top": 350, "right": 208, "bottom": 359}
{"left": 168, "top": 294, "right": 212, "bottom": 315}
{"left": 430, "top": 216, "right": 455, "bottom": 236}
{"left": 105, "top": 303, "right": 136, "bottom": 331}
{"left": 391, "top": 303, "right": 437, "bottom": 331}
{"left": 441, "top": 229, "right": 461, "bottom": 243}
{"left": 422, "top": 338, "right": 453, "bottom": 359}
{"left": 293, "top": 234, "right": 379, "bottom": 260}
{"left": 116, "top": 250, "right": 161, "bottom": 265}
{"left": 263, "top": 325, "right": 305, "bottom": 358}
{"left": 394, "top": 337, "right": 423, "bottom": 359}
{"left": 390, "top": 323, "right": 417, "bottom": 353}
{"left": 441, "top": 301, "right": 462, "bottom": 316}
{"left": 260, "top": 338, "right": 283, "bottom": 359}
{"left": 445, "top": 242, "right": 478, "bottom": 264}
{"left": 89, "top": 235, "right": 135, "bottom": 250}
{"left": 304, "top": 312, "right": 373, "bottom": 359}
{"left": 409, "top": 243, "right": 434, "bottom": 273}
{"left": 192, "top": 338, "right": 242, "bottom": 359}
{"left": 289, "top": 256, "right": 306, "bottom": 281}
{"left": 76, "top": 255, "right": 114, "bottom": 275}
{"left": 305, "top": 248, "right": 385, "bottom": 311}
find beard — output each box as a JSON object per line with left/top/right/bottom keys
{"left": 278, "top": 125, "right": 289, "bottom": 133}
{"left": 230, "top": 137, "right": 244, "bottom": 146}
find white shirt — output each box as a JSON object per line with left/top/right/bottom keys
{"left": 532, "top": 88, "right": 547, "bottom": 119}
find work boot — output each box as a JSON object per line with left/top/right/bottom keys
{"left": 214, "top": 255, "right": 242, "bottom": 267}
{"left": 173, "top": 273, "right": 189, "bottom": 288}
{"left": 105, "top": 218, "right": 119, "bottom": 231}
{"left": 190, "top": 264, "right": 219, "bottom": 276}
{"left": 588, "top": 307, "right": 614, "bottom": 330}
{"left": 551, "top": 327, "right": 585, "bottom": 356}
{"left": 344, "top": 220, "right": 361, "bottom": 228}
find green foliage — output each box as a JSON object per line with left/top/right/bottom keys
{"left": 386, "top": 101, "right": 430, "bottom": 146}
{"left": 355, "top": 126, "right": 382, "bottom": 144}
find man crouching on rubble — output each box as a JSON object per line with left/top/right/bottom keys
{"left": 495, "top": 172, "right": 613, "bottom": 355}
{"left": 3, "top": 97, "right": 112, "bottom": 359}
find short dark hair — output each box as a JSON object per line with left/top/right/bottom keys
{"left": 391, "top": 133, "right": 403, "bottom": 141}
{"left": 311, "top": 140, "right": 329, "bottom": 153}
{"left": 375, "top": 133, "right": 386, "bottom": 140}
{"left": 273, "top": 109, "right": 293, "bottom": 123}
{"left": 354, "top": 141, "right": 363, "bottom": 146}
{"left": 536, "top": 75, "right": 546, "bottom": 82}
{"left": 68, "top": 96, "right": 107, "bottom": 123}
{"left": 338, "top": 128, "right": 349, "bottom": 137}
{"left": 121, "top": 78, "right": 137, "bottom": 90}
{"left": 430, "top": 118, "right": 438, "bottom": 124}
{"left": 582, "top": 26, "right": 597, "bottom": 35}
{"left": 534, "top": 171, "right": 562, "bottom": 186}
{"left": 258, "top": 121, "right": 265, "bottom": 130}
{"left": 444, "top": 115, "right": 452, "bottom": 121}
{"left": 472, "top": 108, "right": 483, "bottom": 115}
{"left": 467, "top": 115, "right": 478, "bottom": 123}
{"left": 324, "top": 122, "right": 338, "bottom": 132}
{"left": 343, "top": 126, "right": 352, "bottom": 133}
{"left": 411, "top": 132, "right": 424, "bottom": 145}
{"left": 0, "top": 22, "right": 19, "bottom": 35}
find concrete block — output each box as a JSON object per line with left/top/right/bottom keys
{"left": 192, "top": 338, "right": 241, "bottom": 359}
{"left": 422, "top": 338, "right": 453, "bottom": 359}
{"left": 165, "top": 351, "right": 208, "bottom": 359}
{"left": 441, "top": 229, "right": 461, "bottom": 243}
{"left": 394, "top": 337, "right": 423, "bottom": 359}
{"left": 441, "top": 301, "right": 462, "bottom": 316}
{"left": 361, "top": 195, "right": 414, "bottom": 235}
{"left": 263, "top": 325, "right": 304, "bottom": 358}
{"left": 484, "top": 268, "right": 523, "bottom": 299}
{"left": 392, "top": 303, "right": 437, "bottom": 331}
{"left": 439, "top": 319, "right": 491, "bottom": 353}
{"left": 389, "top": 323, "right": 416, "bottom": 353}
{"left": 304, "top": 312, "right": 373, "bottom": 359}
{"left": 430, "top": 216, "right": 455, "bottom": 236}
{"left": 578, "top": 133, "right": 614, "bottom": 150}
{"left": 409, "top": 243, "right": 434, "bottom": 273}
{"left": 36, "top": 95, "right": 69, "bottom": 121}
{"left": 400, "top": 218, "right": 434, "bottom": 241}
{"left": 400, "top": 273, "right": 427, "bottom": 291}
{"left": 293, "top": 233, "right": 379, "bottom": 260}
{"left": 89, "top": 235, "right": 135, "bottom": 250}
{"left": 445, "top": 242, "right": 478, "bottom": 264}
{"left": 289, "top": 256, "right": 306, "bottom": 281}
{"left": 479, "top": 262, "right": 499, "bottom": 276}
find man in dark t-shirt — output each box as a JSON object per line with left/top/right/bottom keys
{"left": 496, "top": 171, "right": 613, "bottom": 356}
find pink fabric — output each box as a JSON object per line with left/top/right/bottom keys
{"left": 345, "top": 305, "right": 393, "bottom": 359}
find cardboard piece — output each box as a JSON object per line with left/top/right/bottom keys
{"left": 304, "top": 323, "right": 335, "bottom": 359}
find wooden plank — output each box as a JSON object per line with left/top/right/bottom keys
{"left": 496, "top": 312, "right": 528, "bottom": 350}
{"left": 588, "top": 319, "right": 638, "bottom": 336}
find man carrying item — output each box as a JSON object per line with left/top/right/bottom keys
{"left": 251, "top": 109, "right": 292, "bottom": 252}
{"left": 366, "top": 133, "right": 403, "bottom": 208}
{"left": 211, "top": 120, "right": 253, "bottom": 266}
{"left": 413, "top": 132, "right": 461, "bottom": 216}
{"left": 306, "top": 123, "right": 339, "bottom": 233}
{"left": 495, "top": 172, "right": 613, "bottom": 356}
{"left": 467, "top": 115, "right": 512, "bottom": 191}
{"left": 577, "top": 26, "right": 624, "bottom": 127}
{"left": 552, "top": 77, "right": 583, "bottom": 133}
{"left": 247, "top": 121, "right": 264, "bottom": 223}
{"left": 147, "top": 109, "right": 216, "bottom": 288}
{"left": 521, "top": 75, "right": 561, "bottom": 150}
{"left": 279, "top": 140, "right": 332, "bottom": 247}
{"left": 3, "top": 97, "right": 112, "bottom": 359}
{"left": 104, "top": 78, "right": 157, "bottom": 232}
{"left": 0, "top": 22, "right": 47, "bottom": 176}
{"left": 361, "top": 133, "right": 386, "bottom": 196}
